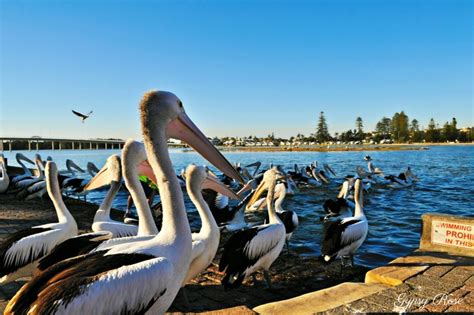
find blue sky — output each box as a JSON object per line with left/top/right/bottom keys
{"left": 1, "top": 0, "right": 472, "bottom": 139}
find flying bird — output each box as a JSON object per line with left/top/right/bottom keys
{"left": 72, "top": 110, "right": 93, "bottom": 123}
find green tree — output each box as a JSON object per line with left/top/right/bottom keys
{"left": 391, "top": 111, "right": 409, "bottom": 142}
{"left": 316, "top": 111, "right": 330, "bottom": 143}
{"left": 375, "top": 117, "right": 391, "bottom": 141}
{"left": 355, "top": 117, "right": 364, "bottom": 140}
{"left": 425, "top": 118, "right": 440, "bottom": 142}
{"left": 410, "top": 119, "right": 423, "bottom": 142}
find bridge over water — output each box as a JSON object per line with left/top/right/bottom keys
{"left": 0, "top": 137, "right": 126, "bottom": 151}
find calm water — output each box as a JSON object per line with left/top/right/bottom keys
{"left": 3, "top": 146, "right": 473, "bottom": 268}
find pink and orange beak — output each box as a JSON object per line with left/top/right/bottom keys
{"left": 167, "top": 112, "right": 244, "bottom": 184}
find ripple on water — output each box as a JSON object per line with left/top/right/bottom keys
{"left": 3, "top": 145, "right": 473, "bottom": 268}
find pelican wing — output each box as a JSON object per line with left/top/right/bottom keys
{"left": 94, "top": 235, "right": 154, "bottom": 252}
{"left": 72, "top": 110, "right": 88, "bottom": 119}
{"left": 321, "top": 218, "right": 361, "bottom": 258}
{"left": 92, "top": 221, "right": 138, "bottom": 238}
{"left": 36, "top": 231, "right": 112, "bottom": 272}
{"left": 6, "top": 252, "right": 173, "bottom": 315}
{"left": 219, "top": 224, "right": 284, "bottom": 289}
{"left": 339, "top": 218, "right": 367, "bottom": 249}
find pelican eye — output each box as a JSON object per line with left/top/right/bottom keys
{"left": 178, "top": 101, "right": 183, "bottom": 108}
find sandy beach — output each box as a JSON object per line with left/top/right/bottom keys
{"left": 0, "top": 194, "right": 367, "bottom": 313}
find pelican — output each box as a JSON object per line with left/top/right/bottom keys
{"left": 86, "top": 154, "right": 140, "bottom": 237}
{"left": 219, "top": 168, "right": 286, "bottom": 289}
{"left": 6, "top": 90, "right": 243, "bottom": 314}
{"left": 386, "top": 167, "right": 418, "bottom": 188}
{"left": 0, "top": 155, "right": 9, "bottom": 193}
{"left": 9, "top": 154, "right": 45, "bottom": 193}
{"left": 183, "top": 164, "right": 240, "bottom": 285}
{"left": 72, "top": 109, "right": 93, "bottom": 123}
{"left": 9, "top": 153, "right": 35, "bottom": 185}
{"left": 87, "top": 161, "right": 101, "bottom": 176}
{"left": 0, "top": 161, "right": 78, "bottom": 284}
{"left": 36, "top": 140, "right": 159, "bottom": 272}
{"left": 321, "top": 180, "right": 355, "bottom": 221}
{"left": 263, "top": 182, "right": 299, "bottom": 252}
{"left": 288, "top": 164, "right": 321, "bottom": 188}
{"left": 62, "top": 159, "right": 89, "bottom": 193}
{"left": 321, "top": 179, "right": 368, "bottom": 265}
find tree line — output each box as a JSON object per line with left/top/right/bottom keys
{"left": 315, "top": 111, "right": 473, "bottom": 143}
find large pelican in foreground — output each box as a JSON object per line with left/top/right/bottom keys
{"left": 219, "top": 168, "right": 286, "bottom": 289}
{"left": 6, "top": 90, "right": 243, "bottom": 315}
{"left": 0, "top": 162, "right": 78, "bottom": 284}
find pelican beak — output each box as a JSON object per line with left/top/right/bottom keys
{"left": 327, "top": 165, "right": 337, "bottom": 176}
{"left": 246, "top": 179, "right": 268, "bottom": 210}
{"left": 205, "top": 166, "right": 218, "bottom": 178}
{"left": 202, "top": 174, "right": 241, "bottom": 200}
{"left": 167, "top": 112, "right": 244, "bottom": 184}
{"left": 84, "top": 166, "right": 111, "bottom": 191}
{"left": 138, "top": 160, "right": 157, "bottom": 184}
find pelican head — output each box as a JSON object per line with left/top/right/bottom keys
{"left": 185, "top": 164, "right": 240, "bottom": 200}
{"left": 140, "top": 91, "right": 243, "bottom": 184}
{"left": 246, "top": 168, "right": 286, "bottom": 209}
{"left": 84, "top": 154, "right": 122, "bottom": 191}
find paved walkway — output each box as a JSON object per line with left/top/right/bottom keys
{"left": 255, "top": 250, "right": 473, "bottom": 314}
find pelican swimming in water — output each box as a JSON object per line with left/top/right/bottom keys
{"left": 219, "top": 168, "right": 286, "bottom": 289}
{"left": 321, "top": 178, "right": 368, "bottom": 266}
{"left": 6, "top": 90, "right": 243, "bottom": 315}
{"left": 0, "top": 161, "right": 78, "bottom": 284}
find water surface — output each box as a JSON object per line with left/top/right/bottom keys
{"left": 3, "top": 146, "right": 473, "bottom": 268}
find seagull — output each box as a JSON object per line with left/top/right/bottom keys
{"left": 72, "top": 110, "right": 93, "bottom": 123}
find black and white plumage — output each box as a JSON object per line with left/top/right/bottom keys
{"left": 321, "top": 180, "right": 355, "bottom": 221}
{"left": 9, "top": 154, "right": 45, "bottom": 194}
{"left": 6, "top": 91, "right": 243, "bottom": 315}
{"left": 0, "top": 162, "right": 78, "bottom": 284}
{"left": 183, "top": 165, "right": 240, "bottom": 285}
{"left": 321, "top": 179, "right": 368, "bottom": 265}
{"left": 72, "top": 109, "right": 93, "bottom": 122}
{"left": 61, "top": 159, "right": 89, "bottom": 194}
{"left": 35, "top": 231, "right": 112, "bottom": 273}
{"left": 220, "top": 168, "right": 286, "bottom": 289}
{"left": 263, "top": 182, "right": 299, "bottom": 251}
{"left": 9, "top": 153, "right": 35, "bottom": 185}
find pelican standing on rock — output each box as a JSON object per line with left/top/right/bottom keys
{"left": 321, "top": 178, "right": 368, "bottom": 265}
{"left": 0, "top": 162, "right": 78, "bottom": 284}
{"left": 6, "top": 90, "right": 243, "bottom": 315}
{"left": 219, "top": 168, "right": 286, "bottom": 289}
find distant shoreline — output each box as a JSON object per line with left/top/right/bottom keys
{"left": 208, "top": 143, "right": 473, "bottom": 153}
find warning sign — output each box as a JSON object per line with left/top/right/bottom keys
{"left": 432, "top": 220, "right": 474, "bottom": 249}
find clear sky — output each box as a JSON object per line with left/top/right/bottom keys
{"left": 1, "top": 0, "right": 472, "bottom": 140}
